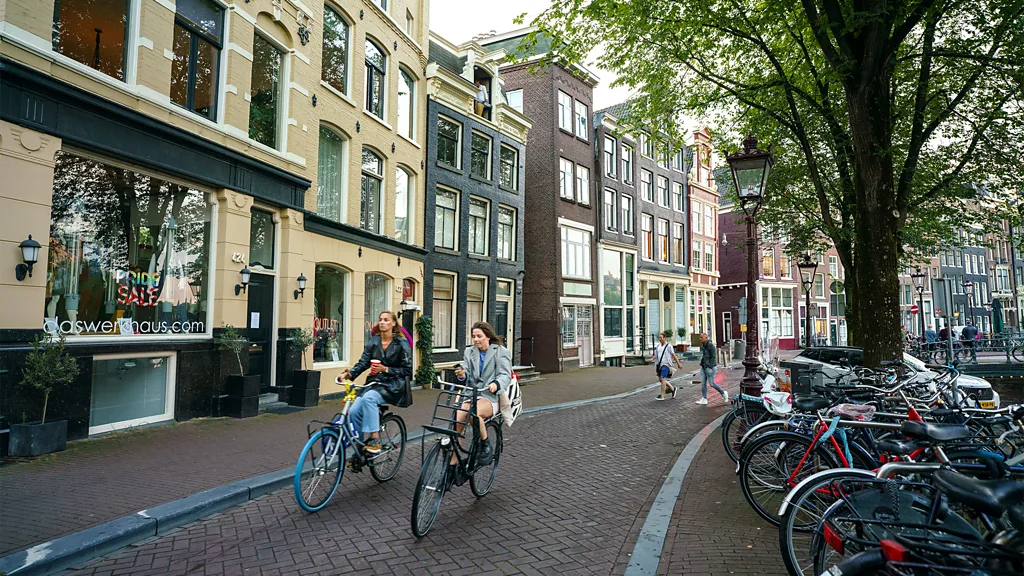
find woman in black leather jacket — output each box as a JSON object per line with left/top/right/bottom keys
{"left": 338, "top": 311, "right": 411, "bottom": 453}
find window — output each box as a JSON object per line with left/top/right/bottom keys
{"left": 604, "top": 136, "right": 617, "bottom": 177}
{"left": 317, "top": 127, "right": 346, "bottom": 222}
{"left": 622, "top": 195, "right": 634, "bottom": 235}
{"left": 432, "top": 273, "right": 455, "bottom": 348}
{"left": 405, "top": 10, "right": 413, "bottom": 34}
{"left": 559, "top": 158, "right": 574, "bottom": 200}
{"left": 693, "top": 200, "right": 703, "bottom": 234}
{"left": 659, "top": 147, "right": 671, "bottom": 169}
{"left": 704, "top": 204, "right": 714, "bottom": 237}
{"left": 90, "top": 354, "right": 175, "bottom": 434}
{"left": 641, "top": 214, "right": 654, "bottom": 260}
{"left": 576, "top": 165, "right": 591, "bottom": 205}
{"left": 498, "top": 206, "right": 515, "bottom": 260}
{"left": 622, "top": 144, "right": 633, "bottom": 184}
{"left": 672, "top": 182, "right": 684, "bottom": 212}
{"left": 46, "top": 151, "right": 212, "bottom": 338}
{"left": 434, "top": 188, "right": 458, "bottom": 250}
{"left": 761, "top": 287, "right": 794, "bottom": 337}
{"left": 371, "top": 0, "right": 387, "bottom": 11}
{"left": 657, "top": 176, "right": 670, "bottom": 207}
{"left": 814, "top": 273, "right": 825, "bottom": 298}
{"left": 561, "top": 306, "right": 577, "bottom": 347}
{"left": 52, "top": 0, "right": 130, "bottom": 80}
{"left": 603, "top": 189, "right": 617, "bottom": 230}
{"left": 470, "top": 132, "right": 491, "bottom": 179}
{"left": 249, "top": 34, "right": 282, "bottom": 148}
{"left": 314, "top": 264, "right": 347, "bottom": 363}
{"left": 170, "top": 0, "right": 223, "bottom": 120}
{"left": 249, "top": 209, "right": 275, "bottom": 269}
{"left": 657, "top": 219, "right": 669, "bottom": 263}
{"left": 465, "top": 277, "right": 487, "bottom": 344}
{"left": 780, "top": 253, "right": 790, "bottom": 277}
{"left": 672, "top": 223, "right": 684, "bottom": 265}
{"left": 558, "top": 91, "right": 572, "bottom": 131}
{"left": 359, "top": 148, "right": 383, "bottom": 234}
{"left": 561, "top": 226, "right": 592, "bottom": 278}
{"left": 640, "top": 132, "right": 654, "bottom": 157}
{"left": 322, "top": 7, "right": 349, "bottom": 94}
{"left": 506, "top": 89, "right": 523, "bottom": 113}
{"left": 394, "top": 167, "right": 411, "bottom": 243}
{"left": 397, "top": 69, "right": 414, "bottom": 139}
{"left": 625, "top": 254, "right": 635, "bottom": 306}
{"left": 499, "top": 145, "right": 518, "bottom": 190}
{"left": 673, "top": 149, "right": 684, "bottom": 171}
{"left": 762, "top": 249, "right": 774, "bottom": 276}
{"left": 693, "top": 240, "right": 702, "bottom": 271}
{"left": 437, "top": 117, "right": 461, "bottom": 168}
{"left": 705, "top": 244, "right": 714, "bottom": 271}
{"left": 641, "top": 170, "right": 654, "bottom": 202}
{"left": 494, "top": 279, "right": 513, "bottom": 346}
{"left": 364, "top": 39, "right": 386, "bottom": 118}
{"left": 468, "top": 197, "right": 489, "bottom": 255}
{"left": 602, "top": 249, "right": 623, "bottom": 338}
{"left": 829, "top": 256, "right": 838, "bottom": 278}
{"left": 575, "top": 101, "right": 588, "bottom": 139}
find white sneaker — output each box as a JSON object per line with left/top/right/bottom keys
{"left": 722, "top": 391, "right": 729, "bottom": 402}
{"left": 695, "top": 398, "right": 708, "bottom": 405}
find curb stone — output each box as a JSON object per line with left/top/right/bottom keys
{"left": 0, "top": 372, "right": 697, "bottom": 576}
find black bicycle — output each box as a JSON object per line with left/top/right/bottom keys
{"left": 410, "top": 380, "right": 503, "bottom": 537}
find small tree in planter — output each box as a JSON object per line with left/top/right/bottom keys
{"left": 215, "top": 324, "right": 260, "bottom": 405}
{"left": 676, "top": 327, "right": 689, "bottom": 352}
{"left": 10, "top": 333, "right": 80, "bottom": 456}
{"left": 288, "top": 327, "right": 321, "bottom": 407}
{"left": 415, "top": 315, "right": 436, "bottom": 389}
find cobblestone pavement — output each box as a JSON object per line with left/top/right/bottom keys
{"left": 0, "top": 362, "right": 699, "bottom": 556}
{"left": 60, "top": 373, "right": 734, "bottom": 576}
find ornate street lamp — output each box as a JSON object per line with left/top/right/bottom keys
{"left": 797, "top": 254, "right": 818, "bottom": 348}
{"left": 963, "top": 278, "right": 974, "bottom": 327}
{"left": 727, "top": 135, "right": 774, "bottom": 397}
{"left": 911, "top": 268, "right": 927, "bottom": 339}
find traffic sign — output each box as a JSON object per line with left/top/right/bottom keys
{"left": 911, "top": 304, "right": 919, "bottom": 314}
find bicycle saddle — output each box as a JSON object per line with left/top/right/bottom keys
{"left": 792, "top": 396, "right": 828, "bottom": 412}
{"left": 901, "top": 420, "right": 972, "bottom": 442}
{"left": 933, "top": 469, "right": 1024, "bottom": 519}
{"left": 875, "top": 438, "right": 922, "bottom": 456}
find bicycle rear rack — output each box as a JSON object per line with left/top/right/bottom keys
{"left": 418, "top": 380, "right": 481, "bottom": 464}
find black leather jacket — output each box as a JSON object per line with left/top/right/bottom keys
{"left": 349, "top": 335, "right": 412, "bottom": 405}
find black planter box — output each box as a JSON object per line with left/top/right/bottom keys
{"left": 288, "top": 387, "right": 320, "bottom": 408}
{"left": 225, "top": 374, "right": 261, "bottom": 398}
{"left": 224, "top": 396, "right": 259, "bottom": 418}
{"left": 291, "top": 370, "right": 321, "bottom": 391}
{"left": 9, "top": 420, "right": 68, "bottom": 457}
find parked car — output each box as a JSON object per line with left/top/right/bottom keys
{"left": 790, "top": 346, "right": 1000, "bottom": 408}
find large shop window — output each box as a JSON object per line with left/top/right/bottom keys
{"left": 322, "top": 7, "right": 349, "bottom": 94}
{"left": 465, "top": 277, "right": 486, "bottom": 345}
{"left": 46, "top": 152, "right": 211, "bottom": 337}
{"left": 90, "top": 353, "right": 175, "bottom": 434}
{"left": 394, "top": 167, "right": 411, "bottom": 243}
{"left": 364, "top": 273, "right": 389, "bottom": 342}
{"left": 317, "top": 126, "right": 346, "bottom": 221}
{"left": 170, "top": 0, "right": 223, "bottom": 120}
{"left": 364, "top": 39, "right": 386, "bottom": 119}
{"left": 249, "top": 34, "right": 283, "bottom": 149}
{"left": 602, "top": 249, "right": 623, "bottom": 338}
{"left": 314, "top": 264, "right": 347, "bottom": 363}
{"left": 360, "top": 148, "right": 383, "bottom": 234}
{"left": 432, "top": 273, "right": 455, "bottom": 349}
{"left": 52, "top": 0, "right": 130, "bottom": 81}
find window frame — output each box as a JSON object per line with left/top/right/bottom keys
{"left": 560, "top": 225, "right": 592, "bottom": 280}
{"left": 52, "top": 0, "right": 132, "bottom": 81}
{"left": 359, "top": 147, "right": 384, "bottom": 235}
{"left": 641, "top": 214, "right": 654, "bottom": 261}
{"left": 497, "top": 205, "right": 516, "bottom": 261}
{"left": 434, "top": 186, "right": 459, "bottom": 250}
{"left": 499, "top": 144, "right": 518, "bottom": 190}
{"left": 672, "top": 181, "right": 684, "bottom": 212}
{"left": 364, "top": 38, "right": 387, "bottom": 119}
{"left": 316, "top": 125, "right": 348, "bottom": 223}
{"left": 436, "top": 115, "right": 462, "bottom": 169}
{"left": 312, "top": 263, "right": 350, "bottom": 366}
{"left": 576, "top": 164, "right": 591, "bottom": 206}
{"left": 603, "top": 189, "right": 617, "bottom": 231}
{"left": 248, "top": 32, "right": 286, "bottom": 150}
{"left": 574, "top": 100, "right": 588, "bottom": 139}
{"left": 557, "top": 91, "right": 573, "bottom": 131}
{"left": 397, "top": 67, "right": 415, "bottom": 140}
{"left": 469, "top": 131, "right": 492, "bottom": 180}
{"left": 465, "top": 275, "right": 488, "bottom": 345}
{"left": 505, "top": 89, "right": 523, "bottom": 113}
{"left": 467, "top": 196, "right": 490, "bottom": 256}
{"left": 321, "top": 6, "right": 350, "bottom": 96}
{"left": 170, "top": 0, "right": 224, "bottom": 121}
{"left": 604, "top": 135, "right": 617, "bottom": 178}
{"left": 657, "top": 218, "right": 670, "bottom": 263}
{"left": 394, "top": 166, "right": 412, "bottom": 243}
{"left": 657, "top": 175, "right": 670, "bottom": 207}
{"left": 640, "top": 169, "right": 654, "bottom": 203}
{"left": 432, "top": 271, "right": 457, "bottom": 350}
{"left": 559, "top": 158, "right": 574, "bottom": 200}
{"left": 621, "top": 195, "right": 634, "bottom": 236}
{"left": 622, "top": 144, "right": 633, "bottom": 184}
{"left": 672, "top": 222, "right": 684, "bottom": 265}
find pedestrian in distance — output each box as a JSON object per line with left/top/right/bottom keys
{"left": 650, "top": 331, "right": 683, "bottom": 401}
{"left": 961, "top": 320, "right": 979, "bottom": 363}
{"left": 697, "top": 333, "right": 727, "bottom": 405}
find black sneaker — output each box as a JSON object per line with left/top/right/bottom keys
{"left": 655, "top": 394, "right": 665, "bottom": 401}
{"left": 478, "top": 438, "right": 494, "bottom": 465}
{"left": 670, "top": 385, "right": 677, "bottom": 399}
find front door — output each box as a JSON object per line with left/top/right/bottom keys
{"left": 625, "top": 308, "right": 635, "bottom": 352}
{"left": 493, "top": 301, "right": 509, "bottom": 351}
{"left": 638, "top": 306, "right": 646, "bottom": 353}
{"left": 577, "top": 306, "right": 594, "bottom": 367}
{"left": 246, "top": 273, "right": 275, "bottom": 393}
{"left": 724, "top": 312, "right": 733, "bottom": 343}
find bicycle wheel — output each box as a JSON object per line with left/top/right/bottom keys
{"left": 294, "top": 428, "right": 344, "bottom": 512}
{"left": 722, "top": 402, "right": 770, "bottom": 463}
{"left": 779, "top": 469, "right": 877, "bottom": 576}
{"left": 470, "top": 420, "right": 502, "bottom": 497}
{"left": 369, "top": 413, "right": 407, "bottom": 483}
{"left": 956, "top": 346, "right": 973, "bottom": 363}
{"left": 739, "top": 431, "right": 840, "bottom": 526}
{"left": 411, "top": 441, "right": 449, "bottom": 538}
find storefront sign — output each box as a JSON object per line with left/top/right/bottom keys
{"left": 44, "top": 318, "right": 205, "bottom": 335}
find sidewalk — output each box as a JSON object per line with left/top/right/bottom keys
{"left": 0, "top": 359, "right": 700, "bottom": 557}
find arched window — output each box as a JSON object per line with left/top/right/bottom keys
{"left": 317, "top": 126, "right": 346, "bottom": 222}
{"left": 364, "top": 273, "right": 390, "bottom": 342}
{"left": 313, "top": 264, "right": 348, "bottom": 363}
{"left": 321, "top": 7, "right": 349, "bottom": 94}
{"left": 394, "top": 167, "right": 411, "bottom": 243}
{"left": 364, "top": 40, "right": 386, "bottom": 119}
{"left": 360, "top": 148, "right": 383, "bottom": 234}
{"left": 397, "top": 69, "right": 415, "bottom": 139}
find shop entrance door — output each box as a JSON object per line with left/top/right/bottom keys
{"left": 247, "top": 273, "right": 275, "bottom": 393}
{"left": 577, "top": 306, "right": 594, "bottom": 367}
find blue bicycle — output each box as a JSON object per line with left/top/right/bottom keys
{"left": 293, "top": 381, "right": 407, "bottom": 512}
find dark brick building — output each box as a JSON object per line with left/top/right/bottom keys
{"left": 423, "top": 34, "right": 531, "bottom": 369}
{"left": 480, "top": 29, "right": 601, "bottom": 373}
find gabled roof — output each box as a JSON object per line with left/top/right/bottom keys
{"left": 595, "top": 102, "right": 633, "bottom": 121}
{"left": 477, "top": 27, "right": 551, "bottom": 59}
{"left": 427, "top": 39, "right": 467, "bottom": 77}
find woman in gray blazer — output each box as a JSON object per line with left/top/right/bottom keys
{"left": 453, "top": 321, "right": 511, "bottom": 465}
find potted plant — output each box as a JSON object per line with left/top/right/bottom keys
{"left": 675, "top": 327, "right": 689, "bottom": 352}
{"left": 9, "top": 333, "right": 80, "bottom": 457}
{"left": 288, "top": 327, "right": 320, "bottom": 407}
{"left": 215, "top": 324, "right": 260, "bottom": 400}
{"left": 415, "top": 316, "right": 436, "bottom": 389}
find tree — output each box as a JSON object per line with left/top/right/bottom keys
{"left": 520, "top": 0, "right": 1024, "bottom": 366}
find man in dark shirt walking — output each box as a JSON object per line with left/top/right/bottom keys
{"left": 961, "top": 320, "right": 979, "bottom": 363}
{"left": 697, "top": 333, "right": 728, "bottom": 405}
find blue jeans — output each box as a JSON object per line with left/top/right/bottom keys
{"left": 349, "top": 389, "right": 384, "bottom": 435}
{"left": 700, "top": 366, "right": 725, "bottom": 399}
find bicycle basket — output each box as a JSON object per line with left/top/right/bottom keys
{"left": 829, "top": 403, "right": 876, "bottom": 421}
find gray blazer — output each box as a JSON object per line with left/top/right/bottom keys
{"left": 458, "top": 344, "right": 512, "bottom": 404}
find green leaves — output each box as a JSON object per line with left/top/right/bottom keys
{"left": 22, "top": 333, "right": 80, "bottom": 424}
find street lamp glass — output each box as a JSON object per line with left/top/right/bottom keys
{"left": 910, "top": 269, "right": 925, "bottom": 289}
{"left": 729, "top": 156, "right": 773, "bottom": 200}
{"left": 19, "top": 235, "right": 41, "bottom": 265}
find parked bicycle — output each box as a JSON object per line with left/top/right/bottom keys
{"left": 293, "top": 380, "right": 407, "bottom": 512}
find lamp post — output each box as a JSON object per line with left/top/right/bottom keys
{"left": 911, "top": 268, "right": 926, "bottom": 339}
{"left": 797, "top": 254, "right": 818, "bottom": 348}
{"left": 727, "top": 135, "right": 774, "bottom": 397}
{"left": 963, "top": 278, "right": 974, "bottom": 327}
